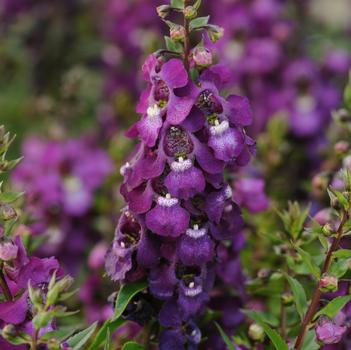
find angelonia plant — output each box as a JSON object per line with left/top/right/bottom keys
{"left": 105, "top": 0, "right": 255, "bottom": 348}
{"left": 0, "top": 127, "right": 81, "bottom": 350}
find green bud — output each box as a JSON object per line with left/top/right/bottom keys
{"left": 170, "top": 24, "right": 186, "bottom": 42}
{"left": 28, "top": 283, "right": 44, "bottom": 310}
{"left": 322, "top": 223, "right": 334, "bottom": 237}
{"left": 319, "top": 274, "right": 338, "bottom": 293}
{"left": 47, "top": 338, "right": 61, "bottom": 350}
{"left": 0, "top": 204, "right": 17, "bottom": 221}
{"left": 184, "top": 6, "right": 197, "bottom": 19}
{"left": 207, "top": 25, "right": 224, "bottom": 42}
{"left": 33, "top": 311, "right": 53, "bottom": 330}
{"left": 248, "top": 323, "right": 265, "bottom": 342}
{"left": 2, "top": 325, "right": 31, "bottom": 345}
{"left": 47, "top": 275, "right": 74, "bottom": 306}
{"left": 281, "top": 292, "right": 294, "bottom": 306}
{"left": 156, "top": 5, "right": 171, "bottom": 18}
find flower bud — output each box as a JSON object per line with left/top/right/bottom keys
{"left": 192, "top": 47, "right": 213, "bottom": 68}
{"left": 281, "top": 292, "right": 294, "bottom": 306}
{"left": 47, "top": 338, "right": 61, "bottom": 350}
{"left": 207, "top": 25, "right": 224, "bottom": 42}
{"left": 156, "top": 5, "right": 171, "bottom": 18}
{"left": 334, "top": 141, "right": 349, "bottom": 155}
{"left": 0, "top": 204, "right": 17, "bottom": 221}
{"left": 330, "top": 197, "right": 341, "bottom": 210}
{"left": 343, "top": 155, "right": 351, "bottom": 170}
{"left": 248, "top": 323, "right": 265, "bottom": 342}
{"left": 170, "top": 25, "right": 186, "bottom": 42}
{"left": 319, "top": 274, "right": 338, "bottom": 293}
{"left": 184, "top": 6, "right": 197, "bottom": 19}
{"left": 312, "top": 173, "right": 328, "bottom": 193}
{"left": 2, "top": 324, "right": 31, "bottom": 344}
{"left": 322, "top": 223, "right": 334, "bottom": 237}
{"left": 334, "top": 109, "right": 351, "bottom": 123}
{"left": 315, "top": 316, "right": 347, "bottom": 345}
{"left": 257, "top": 268, "right": 271, "bottom": 280}
{"left": 0, "top": 239, "right": 18, "bottom": 261}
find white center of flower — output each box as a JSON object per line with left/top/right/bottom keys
{"left": 147, "top": 104, "right": 161, "bottom": 118}
{"left": 170, "top": 157, "right": 192, "bottom": 172}
{"left": 209, "top": 120, "right": 229, "bottom": 136}
{"left": 297, "top": 95, "right": 316, "bottom": 113}
{"left": 186, "top": 226, "right": 207, "bottom": 239}
{"left": 185, "top": 284, "right": 203, "bottom": 297}
{"left": 224, "top": 185, "right": 233, "bottom": 199}
{"left": 157, "top": 194, "right": 178, "bottom": 207}
{"left": 120, "top": 162, "right": 131, "bottom": 176}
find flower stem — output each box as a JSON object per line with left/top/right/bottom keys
{"left": 0, "top": 262, "right": 12, "bottom": 301}
{"left": 183, "top": 0, "right": 191, "bottom": 71}
{"left": 294, "top": 210, "right": 349, "bottom": 349}
{"left": 30, "top": 329, "right": 39, "bottom": 350}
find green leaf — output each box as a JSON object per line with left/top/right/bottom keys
{"left": 104, "top": 328, "right": 111, "bottom": 350}
{"left": 302, "top": 330, "right": 319, "bottom": 350}
{"left": 344, "top": 72, "right": 351, "bottom": 110}
{"left": 40, "top": 326, "right": 81, "bottom": 342}
{"left": 114, "top": 280, "right": 148, "bottom": 319}
{"left": 87, "top": 318, "right": 125, "bottom": 350}
{"left": 189, "top": 16, "right": 210, "bottom": 30}
{"left": 314, "top": 295, "right": 351, "bottom": 320}
{"left": 296, "top": 247, "right": 321, "bottom": 279}
{"left": 171, "top": 0, "right": 184, "bottom": 9}
{"left": 193, "top": 0, "right": 202, "bottom": 10}
{"left": 244, "top": 311, "right": 288, "bottom": 350}
{"left": 285, "top": 275, "right": 307, "bottom": 321}
{"left": 67, "top": 322, "right": 98, "bottom": 350}
{"left": 329, "top": 258, "right": 350, "bottom": 278}
{"left": 122, "top": 341, "right": 145, "bottom": 350}
{"left": 332, "top": 249, "right": 351, "bottom": 259}
{"left": 0, "top": 192, "right": 24, "bottom": 203}
{"left": 215, "top": 323, "right": 237, "bottom": 350}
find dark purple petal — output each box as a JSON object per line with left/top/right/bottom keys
{"left": 166, "top": 95, "right": 194, "bottom": 125}
{"left": 105, "top": 246, "right": 133, "bottom": 282}
{"left": 136, "top": 232, "right": 160, "bottom": 268}
{"left": 145, "top": 197, "right": 189, "bottom": 237}
{"left": 159, "top": 299, "right": 182, "bottom": 328}
{"left": 165, "top": 160, "right": 205, "bottom": 200}
{"left": 226, "top": 95, "right": 253, "bottom": 126}
{"left": 149, "top": 263, "right": 178, "bottom": 300}
{"left": 194, "top": 138, "right": 224, "bottom": 174}
{"left": 126, "top": 181, "right": 154, "bottom": 214}
{"left": 159, "top": 329, "right": 185, "bottom": 350}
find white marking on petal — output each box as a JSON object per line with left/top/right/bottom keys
{"left": 224, "top": 185, "right": 232, "bottom": 199}
{"left": 120, "top": 162, "right": 131, "bottom": 176}
{"left": 147, "top": 104, "right": 161, "bottom": 118}
{"left": 185, "top": 284, "right": 202, "bottom": 297}
{"left": 157, "top": 195, "right": 178, "bottom": 207}
{"left": 186, "top": 227, "right": 207, "bottom": 239}
{"left": 209, "top": 120, "right": 229, "bottom": 136}
{"left": 120, "top": 241, "right": 126, "bottom": 249}
{"left": 170, "top": 158, "right": 192, "bottom": 172}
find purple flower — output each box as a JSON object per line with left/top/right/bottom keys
{"left": 316, "top": 316, "right": 347, "bottom": 345}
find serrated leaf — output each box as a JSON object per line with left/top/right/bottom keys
{"left": 296, "top": 247, "right": 321, "bottom": 279}
{"left": 314, "top": 296, "right": 351, "bottom": 320}
{"left": 189, "top": 16, "right": 210, "bottom": 31}
{"left": 171, "top": 0, "right": 184, "bottom": 9}
{"left": 332, "top": 249, "right": 351, "bottom": 259}
{"left": 67, "top": 322, "right": 98, "bottom": 350}
{"left": 215, "top": 323, "right": 237, "bottom": 350}
{"left": 285, "top": 275, "right": 307, "bottom": 321}
{"left": 0, "top": 192, "right": 24, "bottom": 203}
{"left": 244, "top": 311, "right": 288, "bottom": 350}
{"left": 87, "top": 319, "right": 125, "bottom": 350}
{"left": 122, "top": 341, "right": 145, "bottom": 350}
{"left": 114, "top": 280, "right": 147, "bottom": 319}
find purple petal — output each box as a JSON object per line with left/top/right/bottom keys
{"left": 226, "top": 95, "right": 253, "bottom": 126}
{"left": 166, "top": 95, "right": 194, "bottom": 125}
{"left": 137, "top": 113, "right": 163, "bottom": 147}
{"left": 0, "top": 292, "right": 28, "bottom": 324}
{"left": 160, "top": 59, "right": 188, "bottom": 89}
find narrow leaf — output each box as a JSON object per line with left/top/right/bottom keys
{"left": 244, "top": 311, "right": 288, "bottom": 350}
{"left": 314, "top": 296, "right": 351, "bottom": 320}
{"left": 285, "top": 275, "right": 307, "bottom": 321}
{"left": 332, "top": 249, "right": 351, "bottom": 259}
{"left": 114, "top": 281, "right": 147, "bottom": 319}
{"left": 190, "top": 16, "right": 210, "bottom": 30}
{"left": 122, "top": 341, "right": 145, "bottom": 350}
{"left": 67, "top": 322, "right": 98, "bottom": 350}
{"left": 215, "top": 323, "right": 237, "bottom": 350}
{"left": 296, "top": 247, "right": 321, "bottom": 279}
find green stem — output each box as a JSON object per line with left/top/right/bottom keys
{"left": 183, "top": 0, "right": 191, "bottom": 71}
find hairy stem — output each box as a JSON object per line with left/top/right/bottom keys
{"left": 294, "top": 210, "right": 349, "bottom": 349}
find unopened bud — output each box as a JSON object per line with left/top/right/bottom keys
{"left": 47, "top": 338, "right": 61, "bottom": 350}
{"left": 315, "top": 316, "right": 347, "bottom": 345}
{"left": 192, "top": 47, "right": 213, "bottom": 68}
{"left": 322, "top": 223, "right": 334, "bottom": 237}
{"left": 343, "top": 155, "right": 351, "bottom": 170}
{"left": 248, "top": 323, "right": 265, "bottom": 342}
{"left": 281, "top": 292, "right": 294, "bottom": 306}
{"left": 331, "top": 197, "right": 341, "bottom": 210}
{"left": 257, "top": 268, "right": 271, "bottom": 280}
{"left": 319, "top": 274, "right": 338, "bottom": 293}
{"left": 0, "top": 204, "right": 17, "bottom": 221}
{"left": 170, "top": 25, "right": 186, "bottom": 42}
{"left": 334, "top": 109, "right": 351, "bottom": 123}
{"left": 2, "top": 324, "right": 31, "bottom": 344}
{"left": 312, "top": 174, "right": 328, "bottom": 193}
{"left": 207, "top": 25, "right": 224, "bottom": 42}
{"left": 0, "top": 240, "right": 18, "bottom": 261}
{"left": 184, "top": 6, "right": 197, "bottom": 19}
{"left": 334, "top": 141, "right": 349, "bottom": 155}
{"left": 47, "top": 275, "right": 74, "bottom": 306}
{"left": 156, "top": 5, "right": 171, "bottom": 18}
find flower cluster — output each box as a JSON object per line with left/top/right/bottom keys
{"left": 105, "top": 2, "right": 256, "bottom": 347}
{"left": 206, "top": 0, "right": 350, "bottom": 138}
{"left": 12, "top": 136, "right": 113, "bottom": 272}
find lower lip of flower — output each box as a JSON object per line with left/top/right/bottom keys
{"left": 157, "top": 194, "right": 178, "bottom": 207}
{"left": 185, "top": 284, "right": 203, "bottom": 297}
{"left": 186, "top": 226, "right": 207, "bottom": 239}
{"left": 170, "top": 158, "right": 192, "bottom": 172}
{"left": 209, "top": 120, "right": 229, "bottom": 136}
